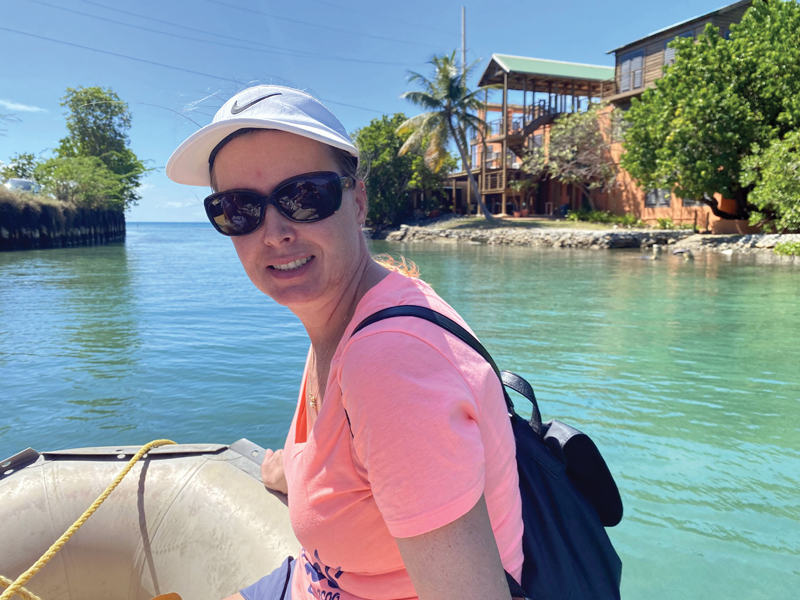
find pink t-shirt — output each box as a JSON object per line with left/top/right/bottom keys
{"left": 284, "top": 271, "right": 523, "bottom": 600}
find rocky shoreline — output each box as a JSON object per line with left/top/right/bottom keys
{"left": 382, "top": 223, "right": 800, "bottom": 262}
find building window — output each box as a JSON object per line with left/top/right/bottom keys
{"left": 664, "top": 31, "right": 694, "bottom": 65}
{"left": 620, "top": 49, "right": 644, "bottom": 92}
{"left": 681, "top": 197, "right": 704, "bottom": 207}
{"left": 645, "top": 188, "right": 671, "bottom": 207}
{"left": 532, "top": 134, "right": 543, "bottom": 148}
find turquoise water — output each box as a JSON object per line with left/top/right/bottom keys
{"left": 1, "top": 222, "right": 798, "bottom": 598}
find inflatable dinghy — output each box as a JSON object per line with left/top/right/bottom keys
{"left": 0, "top": 440, "right": 300, "bottom": 600}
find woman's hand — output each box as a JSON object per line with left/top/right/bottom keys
{"left": 261, "top": 448, "right": 288, "bottom": 495}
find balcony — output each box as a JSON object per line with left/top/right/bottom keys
{"left": 481, "top": 150, "right": 522, "bottom": 171}
{"left": 483, "top": 171, "right": 504, "bottom": 192}
{"left": 487, "top": 118, "right": 504, "bottom": 138}
{"left": 480, "top": 101, "right": 556, "bottom": 141}
{"left": 486, "top": 117, "right": 526, "bottom": 139}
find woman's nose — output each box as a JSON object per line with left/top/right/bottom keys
{"left": 259, "top": 204, "right": 296, "bottom": 246}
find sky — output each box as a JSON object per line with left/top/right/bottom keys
{"left": 1, "top": 0, "right": 731, "bottom": 222}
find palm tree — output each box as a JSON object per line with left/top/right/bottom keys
{"left": 0, "top": 112, "right": 20, "bottom": 138}
{"left": 398, "top": 51, "right": 497, "bottom": 222}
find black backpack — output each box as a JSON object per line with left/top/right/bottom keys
{"left": 353, "top": 306, "right": 623, "bottom": 600}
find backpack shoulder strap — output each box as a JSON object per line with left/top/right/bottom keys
{"left": 352, "top": 305, "right": 514, "bottom": 412}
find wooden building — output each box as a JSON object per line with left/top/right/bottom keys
{"left": 606, "top": 0, "right": 752, "bottom": 109}
{"left": 447, "top": 55, "right": 614, "bottom": 217}
{"left": 599, "top": 0, "right": 754, "bottom": 232}
{"left": 447, "top": 1, "right": 755, "bottom": 232}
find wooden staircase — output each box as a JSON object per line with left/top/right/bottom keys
{"left": 506, "top": 103, "right": 560, "bottom": 157}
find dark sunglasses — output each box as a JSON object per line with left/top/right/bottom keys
{"left": 204, "top": 171, "right": 355, "bottom": 236}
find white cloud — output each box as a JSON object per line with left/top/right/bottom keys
{"left": 0, "top": 99, "right": 47, "bottom": 113}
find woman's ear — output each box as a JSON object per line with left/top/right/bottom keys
{"left": 354, "top": 179, "right": 368, "bottom": 225}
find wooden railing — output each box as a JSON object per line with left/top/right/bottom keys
{"left": 481, "top": 100, "right": 556, "bottom": 140}
{"left": 482, "top": 172, "right": 505, "bottom": 192}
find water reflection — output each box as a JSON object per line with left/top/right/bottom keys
{"left": 59, "top": 246, "right": 140, "bottom": 376}
{"left": 0, "top": 243, "right": 141, "bottom": 438}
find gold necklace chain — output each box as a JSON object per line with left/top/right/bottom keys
{"left": 306, "top": 300, "right": 359, "bottom": 413}
{"left": 306, "top": 263, "right": 378, "bottom": 415}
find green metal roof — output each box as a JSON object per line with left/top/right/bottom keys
{"left": 489, "top": 54, "right": 614, "bottom": 81}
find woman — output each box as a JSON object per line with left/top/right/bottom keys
{"left": 166, "top": 85, "right": 523, "bottom": 600}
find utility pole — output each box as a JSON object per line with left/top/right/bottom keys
{"left": 461, "top": 6, "right": 466, "bottom": 76}
{"left": 462, "top": 5, "right": 470, "bottom": 215}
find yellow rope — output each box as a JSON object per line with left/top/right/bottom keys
{"left": 0, "top": 576, "right": 41, "bottom": 600}
{"left": 0, "top": 439, "right": 176, "bottom": 600}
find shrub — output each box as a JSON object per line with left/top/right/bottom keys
{"left": 589, "top": 210, "right": 614, "bottom": 223}
{"left": 615, "top": 213, "right": 646, "bottom": 228}
{"left": 566, "top": 210, "right": 613, "bottom": 223}
{"left": 657, "top": 217, "right": 675, "bottom": 229}
{"left": 774, "top": 241, "right": 800, "bottom": 256}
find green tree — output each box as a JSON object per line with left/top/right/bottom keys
{"left": 741, "top": 130, "right": 800, "bottom": 232}
{"left": 398, "top": 51, "right": 496, "bottom": 222}
{"left": 34, "top": 156, "right": 124, "bottom": 209}
{"left": 57, "top": 86, "right": 148, "bottom": 210}
{"left": 523, "top": 103, "right": 626, "bottom": 211}
{"left": 408, "top": 149, "right": 457, "bottom": 208}
{"left": 621, "top": 0, "right": 800, "bottom": 221}
{"left": 1, "top": 152, "right": 39, "bottom": 182}
{"left": 354, "top": 113, "right": 455, "bottom": 227}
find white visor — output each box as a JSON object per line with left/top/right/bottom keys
{"left": 166, "top": 85, "right": 359, "bottom": 187}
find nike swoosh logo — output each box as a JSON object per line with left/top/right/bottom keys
{"left": 230, "top": 92, "right": 282, "bottom": 115}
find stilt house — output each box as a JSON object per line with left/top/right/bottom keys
{"left": 447, "top": 0, "right": 755, "bottom": 233}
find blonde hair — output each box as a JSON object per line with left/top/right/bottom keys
{"left": 372, "top": 254, "right": 420, "bottom": 278}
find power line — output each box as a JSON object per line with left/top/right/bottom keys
{"left": 34, "top": 0, "right": 407, "bottom": 67}
{"left": 202, "top": 0, "right": 431, "bottom": 48}
{"left": 305, "top": 0, "right": 456, "bottom": 35}
{"left": 76, "top": 0, "right": 346, "bottom": 62}
{"left": 0, "top": 26, "right": 384, "bottom": 114}
{"left": 76, "top": 0, "right": 335, "bottom": 62}
{"left": 76, "top": 0, "right": 266, "bottom": 46}
{"left": 0, "top": 26, "right": 240, "bottom": 83}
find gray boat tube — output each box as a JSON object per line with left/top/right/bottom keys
{"left": 0, "top": 439, "right": 300, "bottom": 600}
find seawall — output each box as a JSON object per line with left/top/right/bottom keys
{"left": 385, "top": 225, "right": 693, "bottom": 249}
{"left": 383, "top": 224, "right": 800, "bottom": 260}
{"left": 0, "top": 198, "right": 125, "bottom": 251}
